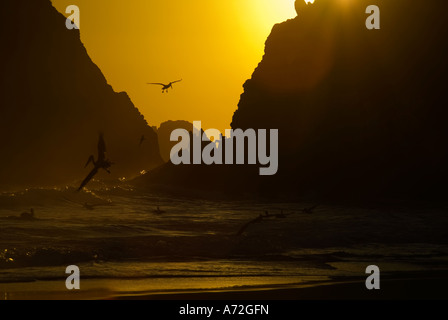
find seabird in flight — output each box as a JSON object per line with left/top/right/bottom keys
{"left": 147, "top": 79, "right": 182, "bottom": 93}
{"left": 77, "top": 133, "right": 113, "bottom": 191}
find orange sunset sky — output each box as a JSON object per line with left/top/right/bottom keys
{"left": 51, "top": 0, "right": 299, "bottom": 133}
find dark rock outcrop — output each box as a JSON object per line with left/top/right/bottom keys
{"left": 231, "top": 0, "right": 448, "bottom": 199}
{"left": 0, "top": 0, "right": 163, "bottom": 189}
{"left": 154, "top": 121, "right": 194, "bottom": 162}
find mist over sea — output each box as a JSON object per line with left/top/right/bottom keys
{"left": 1, "top": 184, "right": 447, "bottom": 298}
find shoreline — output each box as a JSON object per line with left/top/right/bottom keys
{"left": 115, "top": 278, "right": 448, "bottom": 300}
{"left": 2, "top": 276, "right": 448, "bottom": 300}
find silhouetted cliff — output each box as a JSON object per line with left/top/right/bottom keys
{"left": 154, "top": 121, "right": 194, "bottom": 162}
{"left": 0, "top": 0, "right": 163, "bottom": 189}
{"left": 231, "top": 0, "right": 448, "bottom": 199}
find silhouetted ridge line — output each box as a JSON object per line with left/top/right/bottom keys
{"left": 230, "top": 0, "right": 448, "bottom": 200}
{"left": 0, "top": 0, "right": 163, "bottom": 189}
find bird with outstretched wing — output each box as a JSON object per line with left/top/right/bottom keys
{"left": 147, "top": 79, "right": 182, "bottom": 93}
{"left": 77, "top": 133, "right": 113, "bottom": 191}
{"left": 77, "top": 167, "right": 99, "bottom": 192}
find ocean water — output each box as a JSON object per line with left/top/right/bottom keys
{"left": 1, "top": 185, "right": 448, "bottom": 299}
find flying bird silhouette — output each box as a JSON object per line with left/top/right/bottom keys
{"left": 147, "top": 79, "right": 182, "bottom": 93}
{"left": 77, "top": 133, "right": 113, "bottom": 192}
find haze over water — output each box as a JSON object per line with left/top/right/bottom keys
{"left": 1, "top": 185, "right": 447, "bottom": 299}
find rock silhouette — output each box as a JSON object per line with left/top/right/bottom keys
{"left": 4, "top": 0, "right": 448, "bottom": 202}
{"left": 0, "top": 0, "right": 163, "bottom": 189}
{"left": 154, "top": 121, "right": 195, "bottom": 162}
{"left": 138, "top": 0, "right": 448, "bottom": 201}
{"left": 139, "top": 0, "right": 448, "bottom": 200}
{"left": 230, "top": 0, "right": 448, "bottom": 199}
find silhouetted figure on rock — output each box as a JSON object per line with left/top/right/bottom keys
{"left": 78, "top": 133, "right": 113, "bottom": 191}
